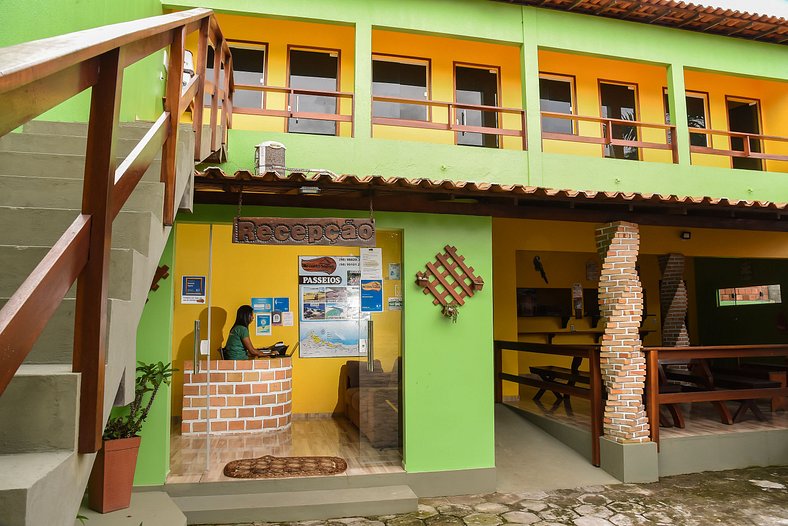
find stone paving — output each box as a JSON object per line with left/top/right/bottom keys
{"left": 211, "top": 466, "right": 788, "bottom": 526}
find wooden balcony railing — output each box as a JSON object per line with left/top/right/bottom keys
{"left": 372, "top": 96, "right": 527, "bottom": 149}
{"left": 0, "top": 8, "right": 233, "bottom": 453}
{"left": 214, "top": 84, "right": 354, "bottom": 134}
{"left": 541, "top": 112, "right": 678, "bottom": 162}
{"left": 688, "top": 128, "right": 788, "bottom": 164}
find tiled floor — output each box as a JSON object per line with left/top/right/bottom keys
{"left": 168, "top": 415, "right": 403, "bottom": 484}
{"left": 506, "top": 386, "right": 788, "bottom": 438}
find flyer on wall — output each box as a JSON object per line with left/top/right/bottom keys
{"left": 298, "top": 255, "right": 362, "bottom": 358}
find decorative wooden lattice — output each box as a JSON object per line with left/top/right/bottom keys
{"left": 415, "top": 246, "right": 484, "bottom": 311}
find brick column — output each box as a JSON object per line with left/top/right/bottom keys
{"left": 658, "top": 253, "right": 690, "bottom": 347}
{"left": 596, "top": 221, "right": 650, "bottom": 443}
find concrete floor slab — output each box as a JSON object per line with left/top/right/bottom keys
{"left": 75, "top": 491, "right": 186, "bottom": 526}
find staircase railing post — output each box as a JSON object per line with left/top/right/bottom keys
{"left": 493, "top": 341, "right": 502, "bottom": 404}
{"left": 161, "top": 27, "right": 185, "bottom": 226}
{"left": 192, "top": 19, "right": 209, "bottom": 161}
{"left": 73, "top": 48, "right": 123, "bottom": 454}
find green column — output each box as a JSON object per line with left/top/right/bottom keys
{"left": 354, "top": 22, "right": 373, "bottom": 139}
{"left": 666, "top": 63, "right": 691, "bottom": 166}
{"left": 522, "top": 7, "right": 543, "bottom": 186}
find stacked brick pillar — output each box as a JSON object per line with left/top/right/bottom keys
{"left": 595, "top": 221, "right": 650, "bottom": 443}
{"left": 658, "top": 253, "right": 690, "bottom": 347}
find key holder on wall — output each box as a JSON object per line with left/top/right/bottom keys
{"left": 415, "top": 245, "right": 484, "bottom": 323}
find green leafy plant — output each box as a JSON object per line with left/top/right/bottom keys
{"left": 103, "top": 361, "right": 176, "bottom": 440}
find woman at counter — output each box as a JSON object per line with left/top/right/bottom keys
{"left": 224, "top": 305, "right": 268, "bottom": 359}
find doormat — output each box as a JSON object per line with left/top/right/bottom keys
{"left": 223, "top": 455, "right": 347, "bottom": 479}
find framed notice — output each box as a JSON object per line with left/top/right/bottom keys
{"left": 181, "top": 276, "right": 206, "bottom": 304}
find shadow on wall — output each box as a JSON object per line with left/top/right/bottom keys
{"left": 176, "top": 306, "right": 229, "bottom": 366}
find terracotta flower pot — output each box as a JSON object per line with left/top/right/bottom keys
{"left": 88, "top": 436, "right": 142, "bottom": 513}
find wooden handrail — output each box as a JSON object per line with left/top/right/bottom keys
{"left": 0, "top": 8, "right": 234, "bottom": 453}
{"left": 644, "top": 344, "right": 788, "bottom": 447}
{"left": 540, "top": 111, "right": 677, "bottom": 162}
{"left": 371, "top": 95, "right": 527, "bottom": 149}
{"left": 494, "top": 340, "right": 602, "bottom": 466}
{"left": 688, "top": 127, "right": 788, "bottom": 163}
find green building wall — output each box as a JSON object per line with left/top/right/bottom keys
{"left": 0, "top": 0, "right": 166, "bottom": 122}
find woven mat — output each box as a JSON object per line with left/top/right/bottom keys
{"left": 223, "top": 455, "right": 347, "bottom": 479}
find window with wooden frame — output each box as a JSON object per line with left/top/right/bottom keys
{"left": 205, "top": 42, "right": 267, "bottom": 109}
{"left": 663, "top": 89, "right": 710, "bottom": 147}
{"left": 539, "top": 73, "right": 576, "bottom": 135}
{"left": 372, "top": 55, "right": 429, "bottom": 121}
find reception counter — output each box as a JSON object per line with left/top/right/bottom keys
{"left": 181, "top": 357, "right": 292, "bottom": 435}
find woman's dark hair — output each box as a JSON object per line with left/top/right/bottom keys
{"left": 233, "top": 305, "right": 254, "bottom": 328}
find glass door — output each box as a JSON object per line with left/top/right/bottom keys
{"left": 288, "top": 48, "right": 339, "bottom": 136}
{"left": 455, "top": 65, "right": 499, "bottom": 148}
{"left": 727, "top": 97, "right": 763, "bottom": 171}
{"left": 357, "top": 233, "right": 403, "bottom": 455}
{"left": 600, "top": 81, "right": 639, "bottom": 160}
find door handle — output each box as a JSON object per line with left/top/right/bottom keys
{"left": 367, "top": 320, "right": 374, "bottom": 372}
{"left": 193, "top": 320, "right": 201, "bottom": 374}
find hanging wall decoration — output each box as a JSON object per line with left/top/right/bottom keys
{"left": 415, "top": 245, "right": 484, "bottom": 323}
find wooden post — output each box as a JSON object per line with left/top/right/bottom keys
{"left": 589, "top": 348, "right": 602, "bottom": 466}
{"left": 521, "top": 110, "right": 527, "bottom": 151}
{"left": 210, "top": 33, "right": 222, "bottom": 153}
{"left": 192, "top": 18, "right": 209, "bottom": 161}
{"left": 221, "top": 50, "right": 231, "bottom": 152}
{"left": 161, "top": 27, "right": 184, "bottom": 226}
{"left": 493, "top": 341, "right": 502, "bottom": 404}
{"left": 73, "top": 49, "right": 123, "bottom": 454}
{"left": 646, "top": 349, "right": 660, "bottom": 448}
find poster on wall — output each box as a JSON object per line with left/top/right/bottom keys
{"left": 252, "top": 297, "right": 273, "bottom": 312}
{"left": 181, "top": 276, "right": 206, "bottom": 304}
{"left": 298, "top": 256, "right": 362, "bottom": 358}
{"left": 256, "top": 313, "right": 272, "bottom": 336}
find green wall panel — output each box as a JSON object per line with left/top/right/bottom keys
{"left": 0, "top": 0, "right": 166, "bottom": 122}
{"left": 134, "top": 231, "right": 175, "bottom": 486}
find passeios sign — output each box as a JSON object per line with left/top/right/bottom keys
{"left": 233, "top": 217, "right": 376, "bottom": 246}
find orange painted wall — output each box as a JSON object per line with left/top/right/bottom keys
{"left": 185, "top": 13, "right": 355, "bottom": 137}
{"left": 371, "top": 30, "right": 524, "bottom": 150}
{"left": 684, "top": 70, "right": 788, "bottom": 172}
{"left": 538, "top": 50, "right": 671, "bottom": 163}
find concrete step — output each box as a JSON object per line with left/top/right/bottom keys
{"left": 0, "top": 175, "right": 165, "bottom": 220}
{"left": 77, "top": 491, "right": 187, "bottom": 526}
{"left": 0, "top": 132, "right": 161, "bottom": 159}
{"left": 172, "top": 485, "right": 418, "bottom": 524}
{"left": 0, "top": 450, "right": 91, "bottom": 526}
{"left": 0, "top": 245, "right": 135, "bottom": 300}
{"left": 0, "top": 151, "right": 162, "bottom": 182}
{"left": 0, "top": 365, "right": 78, "bottom": 454}
{"left": 0, "top": 207, "right": 155, "bottom": 257}
{"left": 23, "top": 120, "right": 155, "bottom": 141}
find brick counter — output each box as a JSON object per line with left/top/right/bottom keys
{"left": 181, "top": 358, "right": 292, "bottom": 435}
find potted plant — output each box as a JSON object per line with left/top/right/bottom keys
{"left": 88, "top": 361, "right": 175, "bottom": 513}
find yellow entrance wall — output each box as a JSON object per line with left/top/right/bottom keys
{"left": 684, "top": 70, "right": 788, "bottom": 173}
{"left": 185, "top": 13, "right": 355, "bottom": 136}
{"left": 492, "top": 217, "right": 788, "bottom": 397}
{"left": 538, "top": 50, "right": 671, "bottom": 163}
{"left": 170, "top": 223, "right": 402, "bottom": 418}
{"left": 372, "top": 29, "right": 523, "bottom": 149}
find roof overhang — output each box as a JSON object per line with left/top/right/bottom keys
{"left": 194, "top": 168, "right": 788, "bottom": 232}
{"left": 498, "top": 0, "right": 787, "bottom": 45}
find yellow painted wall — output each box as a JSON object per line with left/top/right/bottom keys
{"left": 538, "top": 50, "right": 672, "bottom": 163}
{"left": 170, "top": 223, "right": 402, "bottom": 417}
{"left": 684, "top": 70, "right": 788, "bottom": 172}
{"left": 371, "top": 30, "right": 524, "bottom": 150}
{"left": 492, "top": 217, "right": 788, "bottom": 396}
{"left": 185, "top": 14, "right": 355, "bottom": 136}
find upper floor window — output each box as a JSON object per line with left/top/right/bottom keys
{"left": 205, "top": 43, "right": 266, "bottom": 109}
{"left": 455, "top": 64, "right": 500, "bottom": 148}
{"left": 600, "top": 81, "right": 639, "bottom": 161}
{"left": 372, "top": 55, "right": 429, "bottom": 121}
{"left": 288, "top": 48, "right": 340, "bottom": 136}
{"left": 539, "top": 74, "right": 575, "bottom": 135}
{"left": 663, "top": 90, "right": 710, "bottom": 147}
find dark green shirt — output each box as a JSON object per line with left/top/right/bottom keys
{"left": 225, "top": 325, "right": 250, "bottom": 360}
